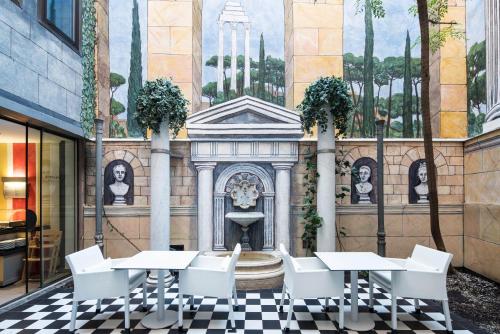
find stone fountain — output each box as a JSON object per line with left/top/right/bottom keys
{"left": 226, "top": 211, "right": 264, "bottom": 250}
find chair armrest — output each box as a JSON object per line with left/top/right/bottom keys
{"left": 291, "top": 270, "right": 344, "bottom": 298}
{"left": 179, "top": 267, "right": 232, "bottom": 298}
{"left": 111, "top": 258, "right": 131, "bottom": 267}
{"left": 385, "top": 258, "right": 408, "bottom": 267}
{"left": 294, "top": 257, "right": 328, "bottom": 270}
{"left": 392, "top": 270, "right": 448, "bottom": 300}
{"left": 73, "top": 270, "right": 129, "bottom": 300}
{"left": 190, "top": 255, "right": 226, "bottom": 269}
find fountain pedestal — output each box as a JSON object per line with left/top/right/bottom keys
{"left": 225, "top": 212, "right": 265, "bottom": 251}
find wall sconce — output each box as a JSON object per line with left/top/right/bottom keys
{"left": 2, "top": 177, "right": 26, "bottom": 198}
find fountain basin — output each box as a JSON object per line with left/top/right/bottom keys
{"left": 225, "top": 212, "right": 265, "bottom": 227}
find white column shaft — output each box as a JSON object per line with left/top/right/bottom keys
{"left": 484, "top": 0, "right": 500, "bottom": 132}
{"left": 196, "top": 163, "right": 216, "bottom": 252}
{"left": 273, "top": 164, "right": 293, "bottom": 251}
{"left": 150, "top": 121, "right": 170, "bottom": 251}
{"left": 244, "top": 26, "right": 251, "bottom": 89}
{"left": 230, "top": 24, "right": 238, "bottom": 91}
{"left": 316, "top": 110, "right": 336, "bottom": 252}
{"left": 217, "top": 23, "right": 224, "bottom": 93}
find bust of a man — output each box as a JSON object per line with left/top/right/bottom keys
{"left": 355, "top": 165, "right": 373, "bottom": 204}
{"left": 414, "top": 162, "right": 429, "bottom": 203}
{"left": 109, "top": 164, "right": 129, "bottom": 206}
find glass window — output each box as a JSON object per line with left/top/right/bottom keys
{"left": 40, "top": 0, "right": 79, "bottom": 48}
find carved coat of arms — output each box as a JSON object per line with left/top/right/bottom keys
{"left": 230, "top": 180, "right": 259, "bottom": 209}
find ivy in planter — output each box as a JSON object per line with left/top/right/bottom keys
{"left": 298, "top": 76, "right": 353, "bottom": 135}
{"left": 135, "top": 78, "right": 189, "bottom": 137}
{"left": 298, "top": 76, "right": 354, "bottom": 255}
{"left": 80, "top": 0, "right": 96, "bottom": 138}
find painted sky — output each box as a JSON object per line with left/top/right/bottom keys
{"left": 109, "top": 0, "right": 148, "bottom": 119}
{"left": 466, "top": 0, "right": 485, "bottom": 50}
{"left": 202, "top": 0, "right": 285, "bottom": 86}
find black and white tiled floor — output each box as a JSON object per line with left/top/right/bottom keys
{"left": 0, "top": 279, "right": 478, "bottom": 333}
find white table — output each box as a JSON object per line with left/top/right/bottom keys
{"left": 113, "top": 250, "right": 199, "bottom": 329}
{"left": 315, "top": 252, "right": 404, "bottom": 331}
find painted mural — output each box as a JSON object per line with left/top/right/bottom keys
{"left": 466, "top": 0, "right": 486, "bottom": 137}
{"left": 202, "top": 0, "right": 285, "bottom": 107}
{"left": 343, "top": 0, "right": 422, "bottom": 138}
{"left": 109, "top": 0, "right": 148, "bottom": 138}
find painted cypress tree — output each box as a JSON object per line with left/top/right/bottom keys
{"left": 362, "top": 0, "right": 375, "bottom": 137}
{"left": 257, "top": 33, "right": 266, "bottom": 100}
{"left": 127, "top": 0, "right": 143, "bottom": 137}
{"left": 403, "top": 30, "right": 414, "bottom": 138}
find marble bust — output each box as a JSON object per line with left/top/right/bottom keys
{"left": 230, "top": 179, "right": 259, "bottom": 209}
{"left": 109, "top": 164, "right": 129, "bottom": 206}
{"left": 355, "top": 165, "right": 373, "bottom": 204}
{"left": 414, "top": 162, "right": 429, "bottom": 203}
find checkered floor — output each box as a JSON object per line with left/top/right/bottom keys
{"left": 0, "top": 279, "right": 478, "bottom": 333}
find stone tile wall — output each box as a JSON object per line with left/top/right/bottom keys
{"left": 291, "top": 139, "right": 465, "bottom": 266}
{"left": 463, "top": 129, "right": 500, "bottom": 282}
{"left": 0, "top": 0, "right": 82, "bottom": 122}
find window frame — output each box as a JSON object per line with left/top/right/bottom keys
{"left": 38, "top": 0, "right": 81, "bottom": 53}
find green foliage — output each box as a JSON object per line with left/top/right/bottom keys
{"left": 467, "top": 40, "right": 487, "bottom": 136}
{"left": 354, "top": 0, "right": 386, "bottom": 18}
{"left": 127, "top": 0, "right": 143, "bottom": 137}
{"left": 135, "top": 78, "right": 189, "bottom": 138}
{"left": 298, "top": 76, "right": 353, "bottom": 136}
{"left": 111, "top": 98, "right": 125, "bottom": 116}
{"left": 202, "top": 82, "right": 218, "bottom": 107}
{"left": 362, "top": 0, "right": 376, "bottom": 137}
{"left": 403, "top": 31, "right": 414, "bottom": 138}
{"left": 80, "top": 0, "right": 96, "bottom": 138}
{"left": 111, "top": 72, "right": 126, "bottom": 89}
{"left": 258, "top": 33, "right": 266, "bottom": 100}
{"left": 409, "top": 0, "right": 465, "bottom": 53}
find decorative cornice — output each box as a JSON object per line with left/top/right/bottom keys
{"left": 84, "top": 205, "right": 196, "bottom": 217}
{"left": 291, "top": 204, "right": 464, "bottom": 215}
{"left": 464, "top": 132, "right": 500, "bottom": 153}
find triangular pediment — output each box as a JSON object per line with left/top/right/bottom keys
{"left": 187, "top": 96, "right": 303, "bottom": 140}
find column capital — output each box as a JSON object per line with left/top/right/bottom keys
{"left": 230, "top": 22, "right": 238, "bottom": 30}
{"left": 272, "top": 162, "right": 294, "bottom": 170}
{"left": 195, "top": 162, "right": 217, "bottom": 171}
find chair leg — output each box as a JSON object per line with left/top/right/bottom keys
{"left": 279, "top": 284, "right": 286, "bottom": 313}
{"left": 233, "top": 284, "right": 239, "bottom": 310}
{"left": 443, "top": 300, "right": 453, "bottom": 333}
{"left": 228, "top": 296, "right": 236, "bottom": 331}
{"left": 96, "top": 299, "right": 102, "bottom": 314}
{"left": 338, "top": 295, "right": 344, "bottom": 330}
{"left": 124, "top": 294, "right": 130, "bottom": 332}
{"left": 414, "top": 298, "right": 421, "bottom": 314}
{"left": 323, "top": 297, "right": 330, "bottom": 312}
{"left": 70, "top": 300, "right": 78, "bottom": 332}
{"left": 368, "top": 276, "right": 374, "bottom": 312}
{"left": 178, "top": 293, "right": 184, "bottom": 330}
{"left": 391, "top": 294, "right": 397, "bottom": 332}
{"left": 285, "top": 298, "right": 294, "bottom": 331}
{"left": 189, "top": 295, "right": 196, "bottom": 311}
{"left": 142, "top": 281, "right": 148, "bottom": 311}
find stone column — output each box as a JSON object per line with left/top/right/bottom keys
{"left": 217, "top": 20, "right": 225, "bottom": 93}
{"left": 244, "top": 23, "right": 251, "bottom": 90}
{"left": 316, "top": 109, "right": 336, "bottom": 251}
{"left": 272, "top": 163, "right": 293, "bottom": 250}
{"left": 195, "top": 162, "right": 216, "bottom": 252}
{"left": 230, "top": 23, "right": 238, "bottom": 92}
{"left": 484, "top": 0, "right": 500, "bottom": 132}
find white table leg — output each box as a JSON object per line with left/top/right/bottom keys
{"left": 141, "top": 269, "right": 178, "bottom": 329}
{"left": 338, "top": 270, "right": 376, "bottom": 331}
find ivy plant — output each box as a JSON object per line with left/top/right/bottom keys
{"left": 80, "top": 0, "right": 96, "bottom": 138}
{"left": 298, "top": 76, "right": 353, "bottom": 136}
{"left": 135, "top": 78, "right": 189, "bottom": 138}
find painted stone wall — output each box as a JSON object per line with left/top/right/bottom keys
{"left": 85, "top": 139, "right": 465, "bottom": 266}
{"left": 291, "top": 140, "right": 465, "bottom": 266}
{"left": 84, "top": 140, "right": 197, "bottom": 257}
{"left": 464, "top": 129, "right": 500, "bottom": 282}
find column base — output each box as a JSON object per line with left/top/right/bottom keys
{"left": 483, "top": 117, "right": 500, "bottom": 133}
{"left": 213, "top": 246, "right": 227, "bottom": 251}
{"left": 147, "top": 271, "right": 175, "bottom": 288}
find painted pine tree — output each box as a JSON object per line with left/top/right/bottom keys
{"left": 362, "top": 0, "right": 375, "bottom": 137}
{"left": 403, "top": 30, "right": 414, "bottom": 138}
{"left": 257, "top": 33, "right": 266, "bottom": 100}
{"left": 127, "top": 0, "right": 143, "bottom": 137}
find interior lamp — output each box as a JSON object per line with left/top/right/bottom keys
{"left": 2, "top": 177, "right": 26, "bottom": 198}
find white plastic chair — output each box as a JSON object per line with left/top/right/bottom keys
{"left": 369, "top": 244, "right": 453, "bottom": 333}
{"left": 178, "top": 243, "right": 241, "bottom": 331}
{"left": 65, "top": 245, "right": 147, "bottom": 333}
{"left": 279, "top": 244, "right": 345, "bottom": 332}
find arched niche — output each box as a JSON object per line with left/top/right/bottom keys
{"left": 409, "top": 159, "right": 429, "bottom": 204}
{"left": 351, "top": 157, "right": 377, "bottom": 204}
{"left": 104, "top": 159, "right": 134, "bottom": 206}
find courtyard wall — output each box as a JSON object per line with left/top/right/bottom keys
{"left": 463, "top": 129, "right": 500, "bottom": 282}
{"left": 85, "top": 139, "right": 465, "bottom": 266}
